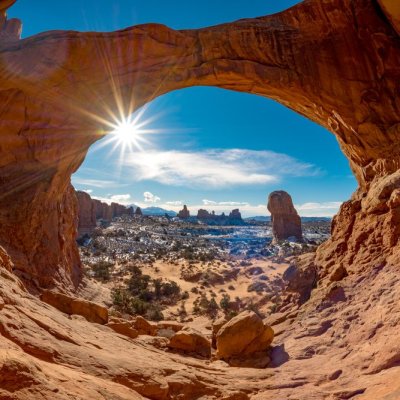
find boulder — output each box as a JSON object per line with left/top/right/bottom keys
{"left": 168, "top": 327, "right": 211, "bottom": 358}
{"left": 41, "top": 290, "right": 108, "bottom": 325}
{"left": 216, "top": 311, "right": 274, "bottom": 365}
{"left": 107, "top": 318, "right": 139, "bottom": 339}
{"left": 212, "top": 316, "right": 228, "bottom": 349}
{"left": 133, "top": 316, "right": 157, "bottom": 336}
{"left": 267, "top": 191, "right": 302, "bottom": 242}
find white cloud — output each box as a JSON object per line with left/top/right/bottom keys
{"left": 202, "top": 199, "right": 217, "bottom": 205}
{"left": 144, "top": 191, "right": 161, "bottom": 203}
{"left": 165, "top": 201, "right": 183, "bottom": 206}
{"left": 92, "top": 194, "right": 132, "bottom": 205}
{"left": 110, "top": 194, "right": 131, "bottom": 202}
{"left": 83, "top": 189, "right": 93, "bottom": 194}
{"left": 125, "top": 149, "right": 319, "bottom": 189}
{"left": 295, "top": 201, "right": 343, "bottom": 217}
{"left": 202, "top": 199, "right": 249, "bottom": 206}
{"left": 72, "top": 177, "right": 129, "bottom": 189}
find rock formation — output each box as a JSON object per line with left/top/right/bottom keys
{"left": 76, "top": 190, "right": 133, "bottom": 238}
{"left": 76, "top": 191, "right": 97, "bottom": 237}
{"left": 134, "top": 206, "right": 143, "bottom": 216}
{"left": 0, "top": 0, "right": 399, "bottom": 289}
{"left": 177, "top": 205, "right": 190, "bottom": 219}
{"left": 196, "top": 208, "right": 245, "bottom": 225}
{"left": 268, "top": 191, "right": 302, "bottom": 242}
{"left": 0, "top": 0, "right": 20, "bottom": 42}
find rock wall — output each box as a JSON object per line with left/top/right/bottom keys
{"left": 76, "top": 191, "right": 133, "bottom": 238}
{"left": 0, "top": 0, "right": 399, "bottom": 289}
{"left": 76, "top": 191, "right": 96, "bottom": 238}
{"left": 267, "top": 191, "right": 302, "bottom": 242}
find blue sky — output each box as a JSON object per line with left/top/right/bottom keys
{"left": 11, "top": 1, "right": 357, "bottom": 217}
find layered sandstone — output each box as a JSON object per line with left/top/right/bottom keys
{"left": 76, "top": 191, "right": 96, "bottom": 237}
{"left": 268, "top": 191, "right": 302, "bottom": 242}
{"left": 76, "top": 190, "right": 133, "bottom": 238}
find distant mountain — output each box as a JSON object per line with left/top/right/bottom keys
{"left": 300, "top": 216, "right": 332, "bottom": 222}
{"left": 142, "top": 207, "right": 177, "bottom": 217}
{"left": 244, "top": 216, "right": 271, "bottom": 222}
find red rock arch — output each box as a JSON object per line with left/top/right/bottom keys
{"left": 0, "top": 0, "right": 399, "bottom": 289}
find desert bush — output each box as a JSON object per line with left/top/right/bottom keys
{"left": 220, "top": 293, "right": 231, "bottom": 313}
{"left": 91, "top": 260, "right": 113, "bottom": 281}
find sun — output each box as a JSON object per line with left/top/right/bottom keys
{"left": 111, "top": 119, "right": 141, "bottom": 147}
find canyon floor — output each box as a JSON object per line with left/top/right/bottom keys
{"left": 1, "top": 217, "right": 399, "bottom": 399}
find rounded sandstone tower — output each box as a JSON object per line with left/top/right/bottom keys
{"left": 267, "top": 191, "right": 302, "bottom": 243}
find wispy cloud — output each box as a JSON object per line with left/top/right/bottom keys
{"left": 203, "top": 199, "right": 249, "bottom": 206}
{"left": 295, "top": 201, "right": 343, "bottom": 217}
{"left": 166, "top": 201, "right": 183, "bottom": 206}
{"left": 72, "top": 177, "right": 128, "bottom": 189}
{"left": 92, "top": 194, "right": 132, "bottom": 205}
{"left": 110, "top": 194, "right": 131, "bottom": 202}
{"left": 144, "top": 191, "right": 161, "bottom": 203}
{"left": 125, "top": 149, "right": 319, "bottom": 189}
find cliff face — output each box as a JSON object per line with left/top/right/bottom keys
{"left": 0, "top": 0, "right": 399, "bottom": 288}
{"left": 76, "top": 191, "right": 133, "bottom": 238}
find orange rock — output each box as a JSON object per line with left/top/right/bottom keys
{"left": 268, "top": 191, "right": 302, "bottom": 242}
{"left": 212, "top": 316, "right": 228, "bottom": 349}
{"left": 107, "top": 319, "right": 139, "bottom": 339}
{"left": 168, "top": 327, "right": 211, "bottom": 358}
{"left": 41, "top": 290, "right": 108, "bottom": 325}
{"left": 216, "top": 311, "right": 274, "bottom": 361}
{"left": 133, "top": 316, "right": 157, "bottom": 336}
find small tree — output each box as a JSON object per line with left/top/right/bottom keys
{"left": 220, "top": 293, "right": 231, "bottom": 313}
{"left": 208, "top": 297, "right": 219, "bottom": 318}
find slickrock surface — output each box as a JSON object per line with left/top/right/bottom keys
{"left": 1, "top": 251, "right": 400, "bottom": 399}
{"left": 268, "top": 191, "right": 303, "bottom": 242}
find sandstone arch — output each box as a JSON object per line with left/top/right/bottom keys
{"left": 0, "top": 0, "right": 399, "bottom": 289}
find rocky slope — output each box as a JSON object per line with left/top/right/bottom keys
{"left": 1, "top": 246, "right": 400, "bottom": 399}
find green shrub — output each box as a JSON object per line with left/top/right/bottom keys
{"left": 91, "top": 260, "right": 113, "bottom": 281}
